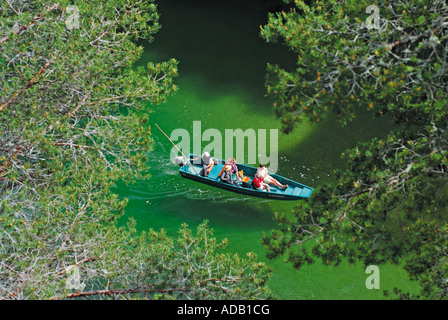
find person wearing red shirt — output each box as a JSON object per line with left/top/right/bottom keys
{"left": 252, "top": 173, "right": 270, "bottom": 192}
{"left": 256, "top": 164, "right": 288, "bottom": 190}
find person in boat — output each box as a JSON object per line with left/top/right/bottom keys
{"left": 192, "top": 152, "right": 214, "bottom": 177}
{"left": 252, "top": 173, "right": 270, "bottom": 192}
{"left": 256, "top": 164, "right": 288, "bottom": 190}
{"left": 227, "top": 157, "right": 241, "bottom": 183}
{"left": 221, "top": 164, "right": 239, "bottom": 186}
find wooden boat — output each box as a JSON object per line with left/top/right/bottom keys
{"left": 178, "top": 154, "right": 313, "bottom": 200}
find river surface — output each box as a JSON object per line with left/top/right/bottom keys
{"left": 113, "top": 0, "right": 419, "bottom": 299}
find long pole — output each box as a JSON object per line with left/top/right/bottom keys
{"left": 154, "top": 123, "right": 201, "bottom": 176}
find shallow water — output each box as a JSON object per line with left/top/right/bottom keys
{"left": 113, "top": 0, "right": 419, "bottom": 299}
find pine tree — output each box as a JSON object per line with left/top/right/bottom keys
{"left": 261, "top": 0, "right": 448, "bottom": 298}
{"left": 0, "top": 0, "right": 271, "bottom": 299}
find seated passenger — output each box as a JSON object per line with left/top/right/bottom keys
{"left": 221, "top": 165, "right": 239, "bottom": 186}
{"left": 256, "top": 164, "right": 288, "bottom": 190}
{"left": 252, "top": 173, "right": 270, "bottom": 192}
{"left": 227, "top": 158, "right": 241, "bottom": 182}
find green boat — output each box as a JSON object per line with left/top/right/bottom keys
{"left": 178, "top": 154, "right": 313, "bottom": 200}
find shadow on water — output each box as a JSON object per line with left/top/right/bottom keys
{"left": 279, "top": 109, "right": 398, "bottom": 187}
{"left": 139, "top": 0, "right": 296, "bottom": 117}
{"left": 115, "top": 177, "right": 277, "bottom": 235}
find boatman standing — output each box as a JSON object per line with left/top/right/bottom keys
{"left": 193, "top": 152, "right": 215, "bottom": 177}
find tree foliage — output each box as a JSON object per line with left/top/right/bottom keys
{"left": 50, "top": 220, "right": 272, "bottom": 300}
{"left": 0, "top": 0, "right": 271, "bottom": 299}
{"left": 261, "top": 0, "right": 448, "bottom": 298}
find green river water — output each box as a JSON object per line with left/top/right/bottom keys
{"left": 113, "top": 1, "right": 420, "bottom": 299}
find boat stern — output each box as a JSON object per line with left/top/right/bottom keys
{"left": 299, "top": 187, "right": 313, "bottom": 198}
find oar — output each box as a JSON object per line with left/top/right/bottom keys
{"left": 154, "top": 123, "right": 201, "bottom": 176}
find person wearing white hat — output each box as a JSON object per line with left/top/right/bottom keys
{"left": 193, "top": 152, "right": 214, "bottom": 177}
